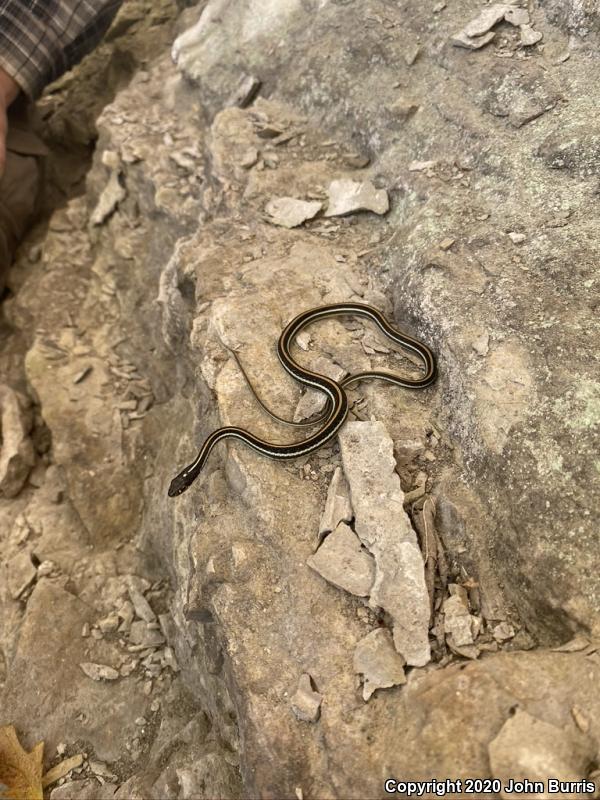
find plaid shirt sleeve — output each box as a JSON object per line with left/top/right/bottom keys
{"left": 0, "top": 0, "right": 123, "bottom": 99}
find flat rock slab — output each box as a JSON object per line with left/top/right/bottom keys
{"left": 325, "top": 179, "right": 389, "bottom": 217}
{"left": 0, "top": 384, "right": 35, "bottom": 498}
{"left": 338, "top": 421, "right": 431, "bottom": 666}
{"left": 265, "top": 196, "right": 322, "bottom": 228}
{"left": 353, "top": 628, "right": 406, "bottom": 701}
{"left": 290, "top": 673, "right": 322, "bottom": 722}
{"left": 307, "top": 522, "right": 375, "bottom": 598}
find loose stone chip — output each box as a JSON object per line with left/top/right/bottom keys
{"left": 79, "top": 662, "right": 119, "bottom": 681}
{"left": 493, "top": 621, "right": 515, "bottom": 642}
{"left": 0, "top": 384, "right": 35, "bottom": 498}
{"left": 129, "top": 621, "right": 165, "bottom": 648}
{"left": 307, "top": 522, "right": 375, "bottom": 597}
{"left": 508, "top": 231, "right": 526, "bottom": 244}
{"left": 265, "top": 197, "right": 322, "bottom": 228}
{"left": 451, "top": 30, "right": 495, "bottom": 50}
{"left": 291, "top": 673, "right": 322, "bottom": 722}
{"left": 128, "top": 586, "right": 155, "bottom": 622}
{"left": 325, "top": 179, "right": 389, "bottom": 217}
{"left": 520, "top": 24, "right": 543, "bottom": 46}
{"left": 353, "top": 628, "right": 406, "bottom": 701}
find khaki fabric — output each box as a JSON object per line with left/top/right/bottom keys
{"left": 0, "top": 100, "right": 47, "bottom": 293}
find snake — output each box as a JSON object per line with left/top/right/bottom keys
{"left": 168, "top": 302, "right": 436, "bottom": 497}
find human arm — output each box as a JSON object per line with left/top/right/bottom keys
{"left": 0, "top": 65, "right": 19, "bottom": 177}
{"left": 0, "top": 0, "right": 124, "bottom": 100}
{"left": 0, "top": 0, "right": 123, "bottom": 177}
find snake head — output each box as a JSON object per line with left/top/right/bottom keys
{"left": 168, "top": 470, "right": 191, "bottom": 497}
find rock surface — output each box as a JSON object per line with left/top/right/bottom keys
{"left": 170, "top": 0, "right": 600, "bottom": 641}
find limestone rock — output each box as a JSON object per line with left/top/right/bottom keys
{"left": 463, "top": 4, "right": 510, "bottom": 38}
{"left": 353, "top": 629, "right": 406, "bottom": 701}
{"left": 339, "top": 421, "right": 431, "bottom": 666}
{"left": 307, "top": 522, "right": 375, "bottom": 597}
{"left": 290, "top": 673, "right": 322, "bottom": 722}
{"left": 443, "top": 590, "right": 481, "bottom": 659}
{"left": 265, "top": 196, "right": 322, "bottom": 228}
{"left": 0, "top": 384, "right": 35, "bottom": 498}
{"left": 324, "top": 179, "right": 389, "bottom": 217}
{"left": 90, "top": 168, "right": 126, "bottom": 226}
{"left": 520, "top": 24, "right": 543, "bottom": 46}
{"left": 80, "top": 662, "right": 120, "bottom": 681}
{"left": 451, "top": 30, "right": 495, "bottom": 50}
{"left": 128, "top": 586, "right": 156, "bottom": 622}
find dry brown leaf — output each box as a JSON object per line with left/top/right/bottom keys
{"left": 0, "top": 725, "right": 43, "bottom": 800}
{"left": 42, "top": 754, "right": 84, "bottom": 788}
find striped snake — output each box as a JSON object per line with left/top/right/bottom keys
{"left": 168, "top": 302, "right": 436, "bottom": 497}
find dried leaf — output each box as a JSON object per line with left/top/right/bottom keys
{"left": 0, "top": 725, "right": 43, "bottom": 800}
{"left": 42, "top": 754, "right": 84, "bottom": 788}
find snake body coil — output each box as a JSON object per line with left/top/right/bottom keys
{"left": 168, "top": 302, "right": 436, "bottom": 497}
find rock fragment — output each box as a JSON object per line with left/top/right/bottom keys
{"left": 265, "top": 197, "right": 322, "bottom": 228}
{"left": 128, "top": 586, "right": 156, "bottom": 622}
{"left": 520, "top": 24, "right": 543, "bottom": 46}
{"left": 291, "top": 673, "right": 322, "bottom": 722}
{"left": 318, "top": 466, "right": 353, "bottom": 540}
{"left": 463, "top": 4, "right": 509, "bottom": 37}
{"left": 339, "top": 421, "right": 431, "bottom": 666}
{"left": 117, "top": 600, "right": 135, "bottom": 632}
{"left": 353, "top": 629, "right": 406, "bottom": 701}
{"left": 443, "top": 588, "right": 481, "bottom": 658}
{"left": 238, "top": 147, "right": 259, "bottom": 168}
{"left": 42, "top": 754, "right": 85, "bottom": 789}
{"left": 404, "top": 44, "right": 420, "bottom": 65}
{"left": 0, "top": 385, "right": 35, "bottom": 498}
{"left": 451, "top": 30, "right": 496, "bottom": 50}
{"left": 308, "top": 522, "right": 375, "bottom": 597}
{"left": 493, "top": 621, "right": 516, "bottom": 642}
{"left": 452, "top": 4, "right": 542, "bottom": 50}
{"left": 129, "top": 621, "right": 165, "bottom": 648}
{"left": 472, "top": 331, "right": 490, "bottom": 356}
{"left": 508, "top": 231, "right": 526, "bottom": 244}
{"left": 79, "top": 662, "right": 120, "bottom": 681}
{"left": 90, "top": 169, "right": 126, "bottom": 226}
{"left": 324, "top": 179, "right": 389, "bottom": 217}
{"left": 408, "top": 160, "right": 437, "bottom": 173}
{"left": 97, "top": 613, "right": 120, "bottom": 634}
{"left": 504, "top": 7, "right": 529, "bottom": 26}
